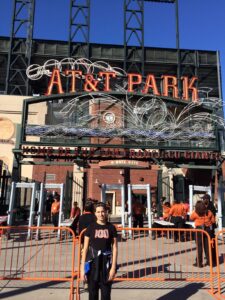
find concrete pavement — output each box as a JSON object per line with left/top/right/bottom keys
{"left": 0, "top": 280, "right": 215, "bottom": 299}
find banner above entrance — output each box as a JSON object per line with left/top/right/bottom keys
{"left": 98, "top": 160, "right": 150, "bottom": 169}
{"left": 19, "top": 146, "right": 222, "bottom": 162}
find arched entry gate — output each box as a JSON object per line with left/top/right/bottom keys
{"left": 12, "top": 61, "right": 225, "bottom": 228}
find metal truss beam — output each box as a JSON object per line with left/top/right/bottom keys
{"left": 5, "top": 0, "right": 35, "bottom": 96}
{"left": 124, "top": 0, "right": 144, "bottom": 75}
{"left": 68, "top": 0, "right": 90, "bottom": 58}
{"left": 124, "top": 0, "right": 175, "bottom": 76}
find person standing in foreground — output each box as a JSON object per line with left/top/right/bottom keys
{"left": 190, "top": 200, "right": 216, "bottom": 267}
{"left": 81, "top": 202, "right": 118, "bottom": 300}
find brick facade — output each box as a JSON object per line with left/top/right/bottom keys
{"left": 87, "top": 163, "right": 158, "bottom": 204}
{"left": 32, "top": 162, "right": 73, "bottom": 195}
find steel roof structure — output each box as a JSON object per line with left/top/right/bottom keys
{"left": 0, "top": 37, "right": 220, "bottom": 98}
{"left": 0, "top": 0, "right": 182, "bottom": 96}
{"left": 0, "top": 0, "right": 223, "bottom": 158}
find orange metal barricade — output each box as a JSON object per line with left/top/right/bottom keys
{"left": 0, "top": 226, "right": 216, "bottom": 300}
{"left": 76, "top": 228, "right": 215, "bottom": 300}
{"left": 0, "top": 226, "right": 78, "bottom": 300}
{"left": 215, "top": 230, "right": 225, "bottom": 298}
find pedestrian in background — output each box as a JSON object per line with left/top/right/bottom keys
{"left": 45, "top": 191, "right": 53, "bottom": 223}
{"left": 78, "top": 201, "right": 95, "bottom": 244}
{"left": 70, "top": 201, "right": 81, "bottom": 236}
{"left": 202, "top": 194, "right": 217, "bottom": 264}
{"left": 157, "top": 196, "right": 166, "bottom": 219}
{"left": 151, "top": 200, "right": 171, "bottom": 240}
{"left": 151, "top": 200, "right": 158, "bottom": 219}
{"left": 163, "top": 201, "right": 171, "bottom": 220}
{"left": 190, "top": 200, "right": 216, "bottom": 267}
{"left": 202, "top": 194, "right": 217, "bottom": 217}
{"left": 51, "top": 193, "right": 60, "bottom": 229}
{"left": 124, "top": 201, "right": 129, "bottom": 225}
{"left": 106, "top": 200, "right": 112, "bottom": 221}
{"left": 132, "top": 197, "right": 145, "bottom": 228}
{"left": 168, "top": 199, "right": 186, "bottom": 242}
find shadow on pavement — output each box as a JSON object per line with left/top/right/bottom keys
{"left": 156, "top": 283, "right": 205, "bottom": 300}
{"left": 0, "top": 280, "right": 68, "bottom": 299}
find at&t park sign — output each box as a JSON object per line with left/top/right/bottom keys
{"left": 27, "top": 58, "right": 198, "bottom": 101}
{"left": 24, "top": 58, "right": 223, "bottom": 153}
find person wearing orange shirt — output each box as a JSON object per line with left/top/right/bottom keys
{"left": 190, "top": 200, "right": 216, "bottom": 267}
{"left": 162, "top": 201, "right": 171, "bottom": 220}
{"left": 51, "top": 194, "right": 60, "bottom": 228}
{"left": 181, "top": 200, "right": 190, "bottom": 221}
{"left": 168, "top": 199, "right": 186, "bottom": 242}
{"left": 151, "top": 201, "right": 171, "bottom": 240}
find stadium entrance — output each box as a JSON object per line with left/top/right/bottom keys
{"left": 10, "top": 57, "right": 225, "bottom": 228}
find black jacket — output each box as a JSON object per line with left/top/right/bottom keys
{"left": 85, "top": 247, "right": 112, "bottom": 283}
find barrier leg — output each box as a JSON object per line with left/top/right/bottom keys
{"left": 76, "top": 279, "right": 80, "bottom": 300}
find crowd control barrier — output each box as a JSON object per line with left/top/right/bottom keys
{"left": 76, "top": 227, "right": 215, "bottom": 299}
{"left": 0, "top": 226, "right": 77, "bottom": 300}
{"left": 0, "top": 226, "right": 217, "bottom": 300}
{"left": 215, "top": 230, "right": 225, "bottom": 298}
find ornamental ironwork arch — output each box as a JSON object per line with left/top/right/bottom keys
{"left": 20, "top": 91, "right": 224, "bottom": 151}
{"left": 20, "top": 58, "right": 224, "bottom": 153}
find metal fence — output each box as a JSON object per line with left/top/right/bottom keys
{"left": 0, "top": 226, "right": 77, "bottom": 300}
{"left": 0, "top": 226, "right": 221, "bottom": 300}
{"left": 76, "top": 227, "right": 215, "bottom": 299}
{"left": 215, "top": 230, "right": 225, "bottom": 298}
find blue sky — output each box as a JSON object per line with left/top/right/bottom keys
{"left": 0, "top": 0, "right": 225, "bottom": 99}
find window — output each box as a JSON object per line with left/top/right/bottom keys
{"left": 46, "top": 174, "right": 56, "bottom": 181}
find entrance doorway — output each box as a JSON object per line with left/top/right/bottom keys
{"left": 101, "top": 184, "right": 125, "bottom": 227}
{"left": 189, "top": 185, "right": 211, "bottom": 212}
{"left": 7, "top": 182, "right": 39, "bottom": 239}
{"left": 105, "top": 191, "right": 116, "bottom": 215}
{"left": 127, "top": 184, "right": 152, "bottom": 231}
{"left": 101, "top": 183, "right": 151, "bottom": 238}
{"left": 38, "top": 183, "right": 64, "bottom": 239}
